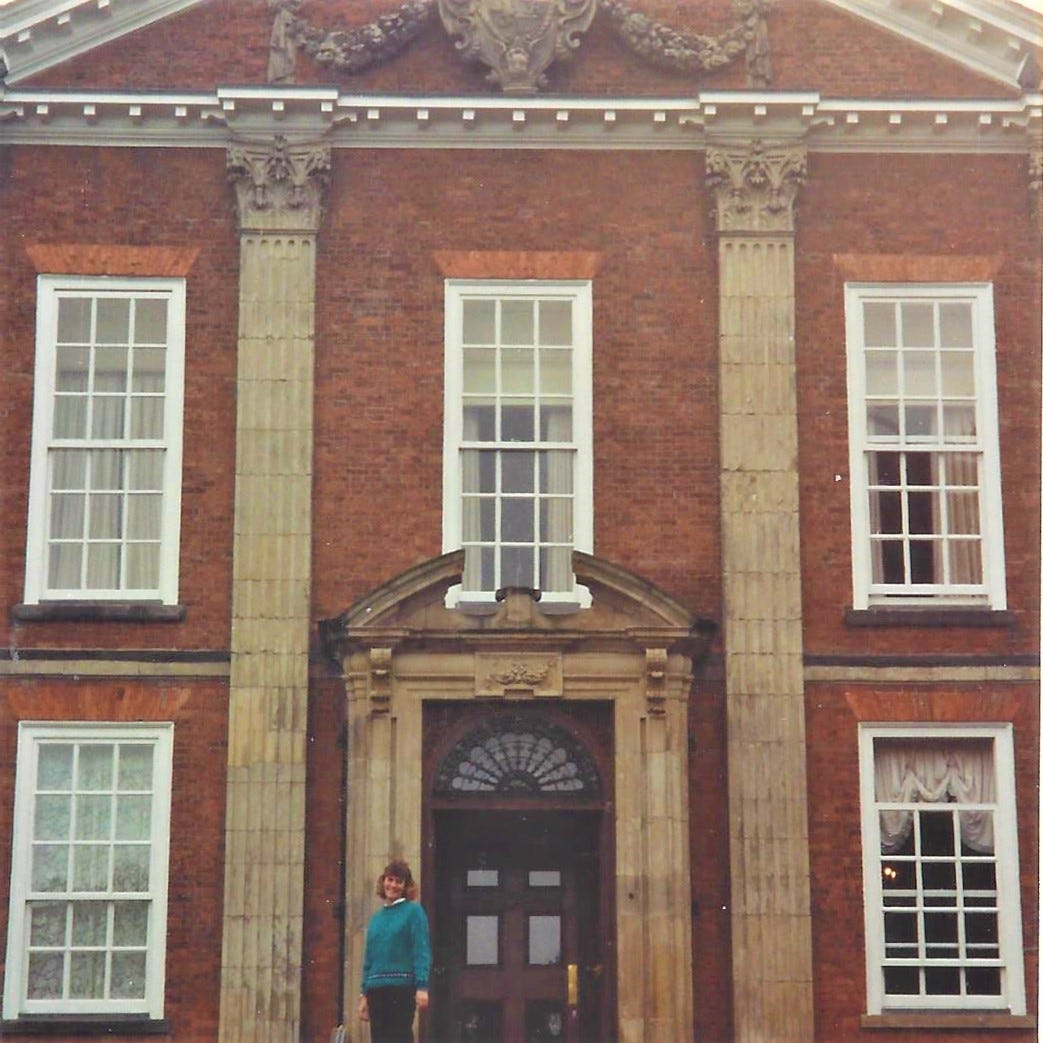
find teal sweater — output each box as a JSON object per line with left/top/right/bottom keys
{"left": 361, "top": 900, "right": 431, "bottom": 992}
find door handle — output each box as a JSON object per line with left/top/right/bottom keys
{"left": 566, "top": 962, "right": 579, "bottom": 1008}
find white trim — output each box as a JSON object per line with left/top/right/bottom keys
{"left": 24, "top": 275, "right": 186, "bottom": 605}
{"left": 442, "top": 280, "right": 593, "bottom": 609}
{"left": 844, "top": 282, "right": 1007, "bottom": 610}
{"left": 3, "top": 721, "right": 174, "bottom": 1021}
{"left": 858, "top": 723, "right": 1026, "bottom": 1016}
{"left": 0, "top": 88, "right": 1040, "bottom": 154}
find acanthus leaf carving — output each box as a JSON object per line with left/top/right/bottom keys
{"left": 705, "top": 139, "right": 807, "bottom": 235}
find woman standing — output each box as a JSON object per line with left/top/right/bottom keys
{"left": 358, "top": 860, "right": 431, "bottom": 1043}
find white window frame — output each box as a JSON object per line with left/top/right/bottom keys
{"left": 858, "top": 723, "right": 1026, "bottom": 1015}
{"left": 3, "top": 722, "right": 174, "bottom": 1021}
{"left": 24, "top": 275, "right": 186, "bottom": 605}
{"left": 442, "top": 279, "right": 593, "bottom": 610}
{"left": 844, "top": 283, "right": 1006, "bottom": 609}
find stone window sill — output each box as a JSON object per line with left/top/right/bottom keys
{"left": 861, "top": 1012, "right": 1035, "bottom": 1030}
{"left": 844, "top": 606, "right": 1015, "bottom": 628}
{"left": 11, "top": 602, "right": 186, "bottom": 623}
{"left": 1, "top": 1016, "right": 170, "bottom": 1035}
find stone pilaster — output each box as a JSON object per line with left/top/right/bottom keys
{"left": 706, "top": 139, "right": 815, "bottom": 1043}
{"left": 219, "top": 135, "right": 329, "bottom": 1043}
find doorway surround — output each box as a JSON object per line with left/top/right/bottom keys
{"left": 320, "top": 550, "right": 715, "bottom": 1043}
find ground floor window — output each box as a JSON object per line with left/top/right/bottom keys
{"left": 3, "top": 722, "right": 173, "bottom": 1021}
{"left": 858, "top": 724, "right": 1025, "bottom": 1014}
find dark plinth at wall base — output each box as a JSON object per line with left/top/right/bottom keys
{"left": 0, "top": 1017, "right": 171, "bottom": 1036}
{"left": 861, "top": 1012, "right": 1037, "bottom": 1030}
{"left": 11, "top": 602, "right": 186, "bottom": 623}
{"left": 844, "top": 606, "right": 1016, "bottom": 628}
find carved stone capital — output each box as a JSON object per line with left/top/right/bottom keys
{"left": 227, "top": 135, "right": 330, "bottom": 233}
{"left": 438, "top": 0, "right": 598, "bottom": 94}
{"left": 644, "top": 647, "right": 668, "bottom": 716}
{"left": 706, "top": 139, "right": 807, "bottom": 235}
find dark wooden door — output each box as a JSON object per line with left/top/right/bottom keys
{"left": 431, "top": 811, "right": 602, "bottom": 1043}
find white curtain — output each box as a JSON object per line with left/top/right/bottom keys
{"left": 875, "top": 740, "right": 995, "bottom": 854}
{"left": 541, "top": 409, "right": 572, "bottom": 593}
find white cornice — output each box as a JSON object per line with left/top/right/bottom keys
{"left": 1, "top": 87, "right": 1040, "bottom": 153}
{"left": 824, "top": 0, "right": 1042, "bottom": 88}
{"left": 0, "top": 0, "right": 208, "bottom": 85}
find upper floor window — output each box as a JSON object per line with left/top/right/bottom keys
{"left": 859, "top": 725, "right": 1026, "bottom": 1016}
{"left": 443, "top": 281, "right": 592, "bottom": 608}
{"left": 3, "top": 723, "right": 174, "bottom": 1021}
{"left": 24, "top": 277, "right": 186, "bottom": 605}
{"left": 844, "top": 284, "right": 1005, "bottom": 609}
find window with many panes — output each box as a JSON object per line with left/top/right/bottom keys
{"left": 24, "top": 276, "right": 185, "bottom": 604}
{"left": 3, "top": 723, "right": 173, "bottom": 1020}
{"left": 443, "top": 281, "right": 592, "bottom": 607}
{"left": 844, "top": 284, "right": 1005, "bottom": 609}
{"left": 858, "top": 725, "right": 1025, "bottom": 1015}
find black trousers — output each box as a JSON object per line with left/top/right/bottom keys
{"left": 366, "top": 985, "right": 417, "bottom": 1043}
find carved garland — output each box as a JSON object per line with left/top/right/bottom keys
{"left": 271, "top": 0, "right": 771, "bottom": 89}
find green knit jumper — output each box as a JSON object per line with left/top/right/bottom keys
{"left": 361, "top": 899, "right": 431, "bottom": 992}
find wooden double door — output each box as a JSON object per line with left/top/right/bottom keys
{"left": 430, "top": 810, "right": 605, "bottom": 1043}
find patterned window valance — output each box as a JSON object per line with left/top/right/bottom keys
{"left": 433, "top": 715, "right": 601, "bottom": 797}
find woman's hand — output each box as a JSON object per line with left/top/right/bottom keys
{"left": 357, "top": 994, "right": 369, "bottom": 1021}
{"left": 416, "top": 988, "right": 430, "bottom": 1011}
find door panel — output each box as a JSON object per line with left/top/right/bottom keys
{"left": 432, "top": 811, "right": 601, "bottom": 1043}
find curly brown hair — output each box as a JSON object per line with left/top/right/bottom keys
{"left": 376, "top": 859, "right": 417, "bottom": 900}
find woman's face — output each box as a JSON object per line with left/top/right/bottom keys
{"left": 383, "top": 874, "right": 406, "bottom": 902}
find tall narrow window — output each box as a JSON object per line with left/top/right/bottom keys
{"left": 3, "top": 723, "right": 173, "bottom": 1020}
{"left": 844, "top": 284, "right": 1005, "bottom": 608}
{"left": 24, "top": 276, "right": 185, "bottom": 604}
{"left": 859, "top": 726, "right": 1025, "bottom": 1015}
{"left": 443, "top": 281, "right": 592, "bottom": 607}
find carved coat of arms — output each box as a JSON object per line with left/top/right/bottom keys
{"left": 438, "top": 0, "right": 598, "bottom": 93}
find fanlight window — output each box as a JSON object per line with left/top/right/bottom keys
{"left": 434, "top": 717, "right": 600, "bottom": 798}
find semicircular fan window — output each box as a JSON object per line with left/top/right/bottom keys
{"left": 433, "top": 716, "right": 601, "bottom": 798}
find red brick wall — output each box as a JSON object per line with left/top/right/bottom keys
{"left": 0, "top": 678, "right": 228, "bottom": 1040}
{"left": 1, "top": 146, "right": 239, "bottom": 652}
{"left": 796, "top": 150, "right": 1042, "bottom": 657}
{"left": 807, "top": 683, "right": 1039, "bottom": 1042}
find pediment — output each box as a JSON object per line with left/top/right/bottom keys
{"left": 1, "top": 0, "right": 1039, "bottom": 91}
{"left": 318, "top": 550, "right": 716, "bottom": 660}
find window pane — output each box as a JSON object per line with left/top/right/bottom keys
{"left": 863, "top": 302, "right": 896, "bottom": 347}
{"left": 128, "top": 451, "right": 162, "bottom": 491}
{"left": 127, "top": 496, "right": 162, "bottom": 540}
{"left": 48, "top": 544, "right": 83, "bottom": 590}
{"left": 942, "top": 404, "right": 976, "bottom": 439}
{"left": 941, "top": 352, "right": 975, "bottom": 396}
{"left": 89, "top": 494, "right": 122, "bottom": 539}
{"left": 73, "top": 845, "right": 110, "bottom": 891}
{"left": 53, "top": 397, "right": 87, "bottom": 439}
{"left": 27, "top": 953, "right": 65, "bottom": 999}
{"left": 78, "top": 746, "right": 114, "bottom": 790}
{"left": 51, "top": 494, "right": 85, "bottom": 539}
{"left": 502, "top": 348, "right": 534, "bottom": 394}
{"left": 540, "top": 405, "right": 572, "bottom": 441}
{"left": 529, "top": 870, "right": 561, "bottom": 888}
{"left": 939, "top": 302, "right": 973, "bottom": 348}
{"left": 131, "top": 347, "right": 165, "bottom": 393}
{"left": 75, "top": 794, "right": 112, "bottom": 841}
{"left": 462, "top": 300, "right": 495, "bottom": 344}
{"left": 903, "top": 352, "right": 936, "bottom": 396}
{"left": 112, "top": 902, "right": 149, "bottom": 946}
{"left": 865, "top": 350, "right": 897, "bottom": 396}
{"left": 57, "top": 298, "right": 92, "bottom": 343}
{"left": 502, "top": 452, "right": 535, "bottom": 494}
{"left": 502, "top": 402, "right": 535, "bottom": 442}
{"left": 463, "top": 403, "right": 496, "bottom": 442}
{"left": 130, "top": 397, "right": 164, "bottom": 439}
{"left": 35, "top": 794, "right": 71, "bottom": 841}
{"left": 134, "top": 299, "right": 168, "bottom": 345}
{"left": 867, "top": 403, "right": 899, "bottom": 438}
{"left": 125, "top": 544, "right": 160, "bottom": 589}
{"left": 87, "top": 544, "right": 121, "bottom": 589}
{"left": 96, "top": 299, "right": 130, "bottom": 345}
{"left": 56, "top": 347, "right": 90, "bottom": 392}
{"left": 112, "top": 845, "right": 150, "bottom": 892}
{"left": 501, "top": 300, "right": 534, "bottom": 345}
{"left": 463, "top": 348, "right": 496, "bottom": 393}
{"left": 901, "top": 302, "right": 934, "bottom": 347}
{"left": 94, "top": 347, "right": 128, "bottom": 392}
{"left": 111, "top": 952, "right": 147, "bottom": 999}
{"left": 501, "top": 546, "right": 534, "bottom": 588}
{"left": 540, "top": 348, "right": 571, "bottom": 395}
{"left": 528, "top": 915, "right": 561, "bottom": 965}
{"left": 466, "top": 870, "right": 500, "bottom": 888}
{"left": 115, "top": 795, "right": 151, "bottom": 841}
{"left": 71, "top": 902, "right": 108, "bottom": 946}
{"left": 538, "top": 300, "right": 571, "bottom": 345}
{"left": 53, "top": 450, "right": 88, "bottom": 490}
{"left": 91, "top": 397, "right": 125, "bottom": 439}
{"left": 69, "top": 950, "right": 107, "bottom": 998}
{"left": 904, "top": 404, "right": 936, "bottom": 438}
{"left": 32, "top": 845, "right": 69, "bottom": 891}
{"left": 29, "top": 902, "right": 68, "bottom": 946}
{"left": 466, "top": 915, "right": 499, "bottom": 965}
{"left": 38, "top": 744, "right": 74, "bottom": 790}
{"left": 502, "top": 499, "right": 535, "bottom": 543}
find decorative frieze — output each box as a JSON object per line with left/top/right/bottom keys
{"left": 600, "top": 0, "right": 771, "bottom": 87}
{"left": 706, "top": 139, "right": 806, "bottom": 235}
{"left": 227, "top": 134, "right": 330, "bottom": 232}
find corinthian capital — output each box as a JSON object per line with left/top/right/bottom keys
{"left": 227, "top": 135, "right": 331, "bottom": 233}
{"left": 706, "top": 140, "right": 806, "bottom": 235}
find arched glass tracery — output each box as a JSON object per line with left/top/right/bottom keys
{"left": 433, "top": 715, "right": 601, "bottom": 798}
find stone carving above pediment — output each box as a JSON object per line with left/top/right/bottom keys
{"left": 271, "top": 0, "right": 771, "bottom": 92}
